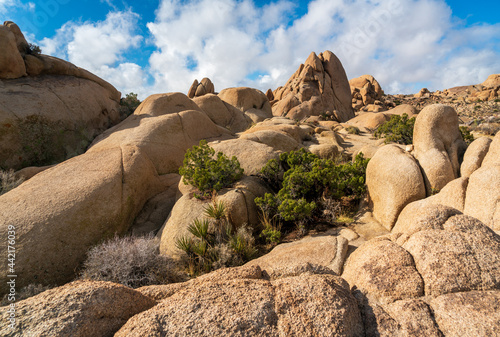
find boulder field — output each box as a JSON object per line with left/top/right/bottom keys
{"left": 0, "top": 34, "right": 499, "bottom": 335}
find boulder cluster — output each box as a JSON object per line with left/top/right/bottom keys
{"left": 0, "top": 21, "right": 499, "bottom": 336}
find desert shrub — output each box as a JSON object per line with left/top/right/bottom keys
{"left": 119, "top": 92, "right": 141, "bottom": 118}
{"left": 25, "top": 43, "right": 41, "bottom": 56}
{"left": 459, "top": 126, "right": 474, "bottom": 146}
{"left": 179, "top": 140, "right": 244, "bottom": 197}
{"left": 255, "top": 149, "right": 369, "bottom": 223}
{"left": 0, "top": 169, "right": 24, "bottom": 195}
{"left": 175, "top": 200, "right": 257, "bottom": 276}
{"left": 374, "top": 113, "right": 415, "bottom": 145}
{"left": 80, "top": 235, "right": 184, "bottom": 288}
{"left": 346, "top": 125, "right": 360, "bottom": 135}
{"left": 1, "top": 283, "right": 52, "bottom": 305}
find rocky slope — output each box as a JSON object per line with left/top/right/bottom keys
{"left": 0, "top": 30, "right": 499, "bottom": 335}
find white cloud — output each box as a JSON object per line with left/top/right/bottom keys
{"left": 33, "top": 0, "right": 500, "bottom": 99}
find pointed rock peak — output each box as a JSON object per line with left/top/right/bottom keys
{"left": 304, "top": 51, "right": 323, "bottom": 72}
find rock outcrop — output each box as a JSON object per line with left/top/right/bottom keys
{"left": 349, "top": 75, "right": 385, "bottom": 112}
{"left": 366, "top": 145, "right": 426, "bottom": 230}
{"left": 271, "top": 51, "right": 354, "bottom": 122}
{"left": 218, "top": 86, "right": 273, "bottom": 124}
{"left": 0, "top": 21, "right": 122, "bottom": 169}
{"left": 187, "top": 77, "right": 215, "bottom": 98}
{"left": 0, "top": 280, "right": 156, "bottom": 337}
{"left": 413, "top": 104, "right": 467, "bottom": 194}
{"left": 0, "top": 93, "right": 225, "bottom": 294}
{"left": 115, "top": 265, "right": 364, "bottom": 336}
{"left": 344, "top": 205, "right": 500, "bottom": 335}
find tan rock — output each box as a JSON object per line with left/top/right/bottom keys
{"left": 366, "top": 145, "right": 426, "bottom": 230}
{"left": 0, "top": 75, "right": 121, "bottom": 169}
{"left": 413, "top": 104, "right": 467, "bottom": 193}
{"left": 89, "top": 109, "right": 223, "bottom": 175}
{"left": 210, "top": 138, "right": 279, "bottom": 175}
{"left": 384, "top": 104, "right": 418, "bottom": 117}
{"left": 342, "top": 237, "right": 424, "bottom": 304}
{"left": 461, "top": 136, "right": 492, "bottom": 177}
{"left": 116, "top": 266, "right": 363, "bottom": 336}
{"left": 0, "top": 280, "right": 156, "bottom": 337}
{"left": 424, "top": 176, "right": 469, "bottom": 211}
{"left": 193, "top": 93, "right": 251, "bottom": 132}
{"left": 414, "top": 87, "right": 430, "bottom": 98}
{"left": 346, "top": 112, "right": 389, "bottom": 131}
{"left": 272, "top": 51, "right": 354, "bottom": 122}
{"left": 134, "top": 92, "right": 201, "bottom": 116}
{"left": 481, "top": 131, "right": 500, "bottom": 167}
{"left": 3, "top": 21, "right": 28, "bottom": 53}
{"left": 349, "top": 75, "right": 384, "bottom": 105}
{"left": 481, "top": 74, "right": 500, "bottom": 88}
{"left": 0, "top": 146, "right": 165, "bottom": 293}
{"left": 188, "top": 77, "right": 215, "bottom": 98}
{"left": 246, "top": 235, "right": 348, "bottom": 277}
{"left": 218, "top": 87, "right": 272, "bottom": 115}
{"left": 0, "top": 25, "right": 26, "bottom": 79}
{"left": 463, "top": 164, "right": 500, "bottom": 230}
{"left": 240, "top": 129, "right": 300, "bottom": 152}
{"left": 429, "top": 290, "right": 500, "bottom": 336}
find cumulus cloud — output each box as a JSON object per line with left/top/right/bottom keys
{"left": 38, "top": 10, "right": 144, "bottom": 96}
{"left": 33, "top": 0, "right": 500, "bottom": 99}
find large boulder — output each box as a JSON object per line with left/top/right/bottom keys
{"left": 272, "top": 51, "right": 354, "bottom": 122}
{"left": 0, "top": 75, "right": 121, "bottom": 169}
{"left": 193, "top": 93, "right": 252, "bottom": 132}
{"left": 115, "top": 265, "right": 364, "bottom": 336}
{"left": 343, "top": 205, "right": 500, "bottom": 335}
{"left": 0, "top": 94, "right": 224, "bottom": 294}
{"left": 384, "top": 104, "right": 418, "bottom": 117}
{"left": 218, "top": 87, "right": 272, "bottom": 115}
{"left": 413, "top": 104, "right": 467, "bottom": 194}
{"left": 349, "top": 74, "right": 384, "bottom": 111}
{"left": 0, "top": 24, "right": 26, "bottom": 79}
{"left": 366, "top": 145, "right": 426, "bottom": 230}
{"left": 460, "top": 136, "right": 492, "bottom": 177}
{"left": 0, "top": 280, "right": 156, "bottom": 337}
{"left": 187, "top": 77, "right": 215, "bottom": 98}
{"left": 481, "top": 74, "right": 500, "bottom": 88}
{"left": 344, "top": 112, "right": 389, "bottom": 131}
{"left": 246, "top": 234, "right": 349, "bottom": 277}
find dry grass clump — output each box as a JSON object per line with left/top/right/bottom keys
{"left": 80, "top": 235, "right": 185, "bottom": 288}
{"left": 0, "top": 169, "right": 24, "bottom": 195}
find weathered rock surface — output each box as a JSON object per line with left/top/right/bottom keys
{"left": 384, "top": 103, "right": 418, "bottom": 117}
{"left": 272, "top": 51, "right": 354, "bottom": 122}
{"left": 345, "top": 112, "right": 389, "bottom": 131}
{"left": 218, "top": 87, "right": 272, "bottom": 116}
{"left": 0, "top": 93, "right": 224, "bottom": 294}
{"left": 0, "top": 24, "right": 26, "bottom": 79}
{"left": 116, "top": 265, "right": 364, "bottom": 336}
{"left": 460, "top": 136, "right": 492, "bottom": 177}
{"left": 366, "top": 145, "right": 426, "bottom": 230}
{"left": 187, "top": 77, "right": 215, "bottom": 98}
{"left": 0, "top": 280, "right": 156, "bottom": 337}
{"left": 193, "top": 93, "right": 252, "bottom": 132}
{"left": 349, "top": 75, "right": 384, "bottom": 111}
{"left": 413, "top": 104, "right": 467, "bottom": 194}
{"left": 344, "top": 204, "right": 500, "bottom": 335}
{"left": 246, "top": 235, "right": 348, "bottom": 277}
{"left": 481, "top": 74, "right": 500, "bottom": 89}
{"left": 0, "top": 75, "right": 121, "bottom": 169}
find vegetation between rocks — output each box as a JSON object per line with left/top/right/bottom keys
{"left": 80, "top": 235, "right": 185, "bottom": 288}
{"left": 0, "top": 169, "right": 24, "bottom": 195}
{"left": 179, "top": 140, "right": 244, "bottom": 197}
{"left": 175, "top": 198, "right": 257, "bottom": 276}
{"left": 255, "top": 149, "right": 369, "bottom": 227}
{"left": 119, "top": 92, "right": 141, "bottom": 119}
{"left": 374, "top": 113, "right": 415, "bottom": 145}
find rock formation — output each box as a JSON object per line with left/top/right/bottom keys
{"left": 349, "top": 74, "right": 386, "bottom": 112}
{"left": 0, "top": 21, "right": 121, "bottom": 170}
{"left": 187, "top": 77, "right": 215, "bottom": 98}
{"left": 271, "top": 51, "right": 354, "bottom": 122}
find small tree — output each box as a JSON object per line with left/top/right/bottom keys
{"left": 119, "top": 92, "right": 141, "bottom": 118}
{"left": 179, "top": 140, "right": 244, "bottom": 197}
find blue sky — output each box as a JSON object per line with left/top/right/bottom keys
{"left": 2, "top": 0, "right": 499, "bottom": 99}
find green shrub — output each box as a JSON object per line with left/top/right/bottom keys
{"left": 255, "top": 149, "right": 369, "bottom": 223}
{"left": 179, "top": 140, "right": 244, "bottom": 197}
{"left": 175, "top": 200, "right": 257, "bottom": 276}
{"left": 374, "top": 113, "right": 415, "bottom": 145}
{"left": 346, "top": 125, "right": 360, "bottom": 135}
{"left": 26, "top": 43, "right": 41, "bottom": 56}
{"left": 119, "top": 92, "right": 141, "bottom": 118}
{"left": 80, "top": 235, "right": 184, "bottom": 288}
{"left": 459, "top": 126, "right": 474, "bottom": 146}
{"left": 0, "top": 169, "right": 24, "bottom": 195}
